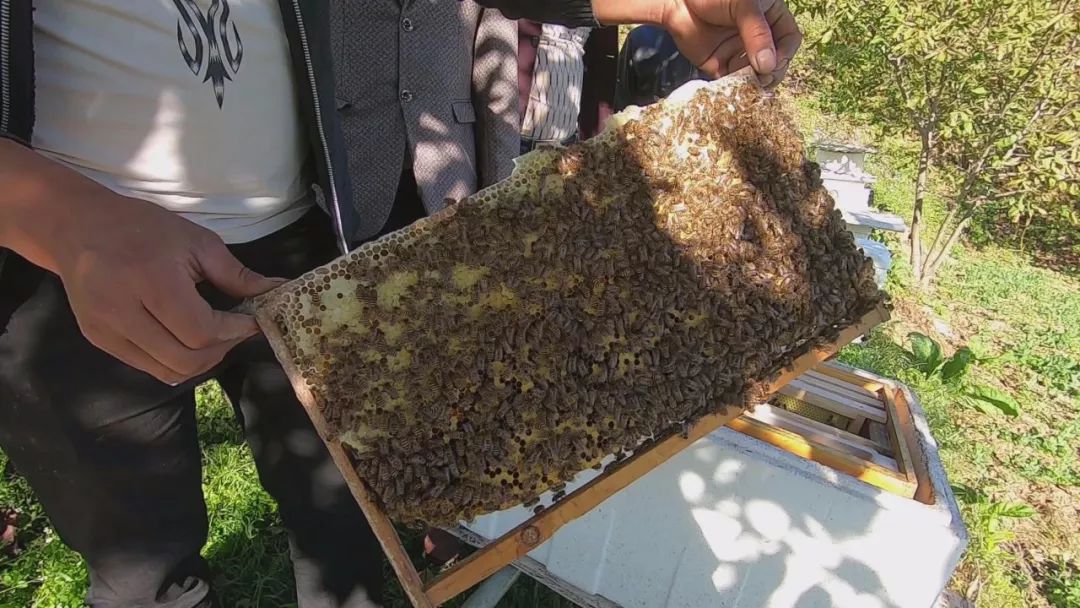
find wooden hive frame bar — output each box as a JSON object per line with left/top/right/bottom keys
{"left": 256, "top": 304, "right": 889, "bottom": 607}
{"left": 728, "top": 357, "right": 929, "bottom": 500}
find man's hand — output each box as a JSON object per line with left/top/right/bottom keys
{"left": 0, "top": 140, "right": 283, "bottom": 385}
{"left": 660, "top": 0, "right": 802, "bottom": 85}
{"left": 595, "top": 0, "right": 802, "bottom": 86}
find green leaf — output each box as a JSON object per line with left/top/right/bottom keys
{"left": 950, "top": 483, "right": 985, "bottom": 504}
{"left": 964, "top": 395, "right": 1000, "bottom": 416}
{"left": 941, "top": 347, "right": 977, "bottom": 381}
{"left": 908, "top": 332, "right": 944, "bottom": 374}
{"left": 996, "top": 503, "right": 1037, "bottom": 519}
{"left": 965, "top": 385, "right": 1021, "bottom": 417}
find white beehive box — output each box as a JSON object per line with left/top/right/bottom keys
{"left": 462, "top": 366, "right": 967, "bottom": 608}
{"left": 812, "top": 140, "right": 906, "bottom": 289}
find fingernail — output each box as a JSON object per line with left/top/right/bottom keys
{"left": 755, "top": 49, "right": 777, "bottom": 73}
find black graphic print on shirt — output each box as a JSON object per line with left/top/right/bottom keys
{"left": 173, "top": 0, "right": 244, "bottom": 108}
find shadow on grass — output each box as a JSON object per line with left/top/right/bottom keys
{"left": 196, "top": 382, "right": 247, "bottom": 449}
{"left": 203, "top": 519, "right": 295, "bottom": 608}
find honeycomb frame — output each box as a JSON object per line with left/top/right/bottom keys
{"left": 253, "top": 74, "right": 885, "bottom": 527}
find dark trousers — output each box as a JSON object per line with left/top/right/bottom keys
{"left": 0, "top": 182, "right": 424, "bottom": 606}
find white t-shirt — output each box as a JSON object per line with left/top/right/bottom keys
{"left": 31, "top": 0, "right": 311, "bottom": 244}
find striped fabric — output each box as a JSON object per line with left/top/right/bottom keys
{"left": 520, "top": 23, "right": 591, "bottom": 144}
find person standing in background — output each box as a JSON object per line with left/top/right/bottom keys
{"left": 329, "top": 1, "right": 521, "bottom": 243}
{"left": 518, "top": 21, "right": 620, "bottom": 154}
{"left": 518, "top": 21, "right": 592, "bottom": 153}
{"left": 330, "top": 5, "right": 619, "bottom": 567}
{"left": 330, "top": 0, "right": 526, "bottom": 571}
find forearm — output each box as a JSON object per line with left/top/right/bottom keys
{"left": 474, "top": 0, "right": 666, "bottom": 27}
{"left": 0, "top": 138, "right": 91, "bottom": 273}
{"left": 591, "top": 0, "right": 668, "bottom": 26}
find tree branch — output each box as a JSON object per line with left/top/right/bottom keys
{"left": 949, "top": 23, "right": 1066, "bottom": 202}
{"left": 924, "top": 200, "right": 961, "bottom": 275}
{"left": 988, "top": 188, "right": 1038, "bottom": 202}
{"left": 924, "top": 215, "right": 973, "bottom": 283}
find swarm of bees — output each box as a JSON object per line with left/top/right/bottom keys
{"left": 254, "top": 76, "right": 884, "bottom": 526}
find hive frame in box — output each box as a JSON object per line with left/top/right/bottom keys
{"left": 728, "top": 360, "right": 925, "bottom": 499}
{"left": 255, "top": 304, "right": 890, "bottom": 607}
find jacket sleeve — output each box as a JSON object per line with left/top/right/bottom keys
{"left": 474, "top": 0, "right": 598, "bottom": 27}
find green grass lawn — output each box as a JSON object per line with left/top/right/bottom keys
{"left": 3, "top": 92, "right": 1078, "bottom": 607}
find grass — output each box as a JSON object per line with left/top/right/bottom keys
{"left": 3, "top": 91, "right": 1079, "bottom": 608}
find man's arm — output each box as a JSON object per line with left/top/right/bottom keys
{"left": 472, "top": 0, "right": 598, "bottom": 27}
{"left": 478, "top": 0, "right": 801, "bottom": 85}
{"left": 0, "top": 138, "right": 282, "bottom": 385}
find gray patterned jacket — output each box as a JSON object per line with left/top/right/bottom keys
{"left": 330, "top": 1, "right": 523, "bottom": 241}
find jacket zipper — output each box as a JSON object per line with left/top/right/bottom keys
{"left": 289, "top": 1, "right": 349, "bottom": 254}
{"left": 1, "top": 0, "right": 12, "bottom": 134}
{"left": 1, "top": 0, "right": 13, "bottom": 281}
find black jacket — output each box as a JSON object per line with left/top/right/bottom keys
{"left": 0, "top": 0, "right": 596, "bottom": 252}
{"left": 615, "top": 25, "right": 707, "bottom": 111}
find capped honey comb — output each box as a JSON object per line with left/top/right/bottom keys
{"left": 253, "top": 76, "right": 885, "bottom": 526}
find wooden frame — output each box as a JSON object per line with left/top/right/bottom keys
{"left": 812, "top": 363, "right": 887, "bottom": 393}
{"left": 802, "top": 369, "right": 883, "bottom": 406}
{"left": 735, "top": 403, "right": 900, "bottom": 467}
{"left": 789, "top": 369, "right": 888, "bottom": 433}
{"left": 779, "top": 378, "right": 886, "bottom": 424}
{"left": 255, "top": 306, "right": 889, "bottom": 607}
{"left": 727, "top": 359, "right": 929, "bottom": 500}
{"left": 889, "top": 386, "right": 936, "bottom": 505}
{"left": 728, "top": 401, "right": 917, "bottom": 497}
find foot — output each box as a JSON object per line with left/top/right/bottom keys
{"left": 422, "top": 527, "right": 463, "bottom": 569}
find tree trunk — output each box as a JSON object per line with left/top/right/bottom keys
{"left": 924, "top": 215, "right": 973, "bottom": 283}
{"left": 909, "top": 131, "right": 932, "bottom": 285}
{"left": 1019, "top": 213, "right": 1034, "bottom": 253}
{"left": 925, "top": 204, "right": 959, "bottom": 276}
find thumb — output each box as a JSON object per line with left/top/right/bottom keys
{"left": 196, "top": 241, "right": 287, "bottom": 298}
{"left": 731, "top": 0, "right": 777, "bottom": 74}
{"left": 211, "top": 309, "right": 262, "bottom": 342}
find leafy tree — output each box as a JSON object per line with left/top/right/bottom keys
{"left": 791, "top": 0, "right": 1079, "bottom": 286}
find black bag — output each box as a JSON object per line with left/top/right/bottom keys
{"left": 615, "top": 25, "right": 709, "bottom": 111}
